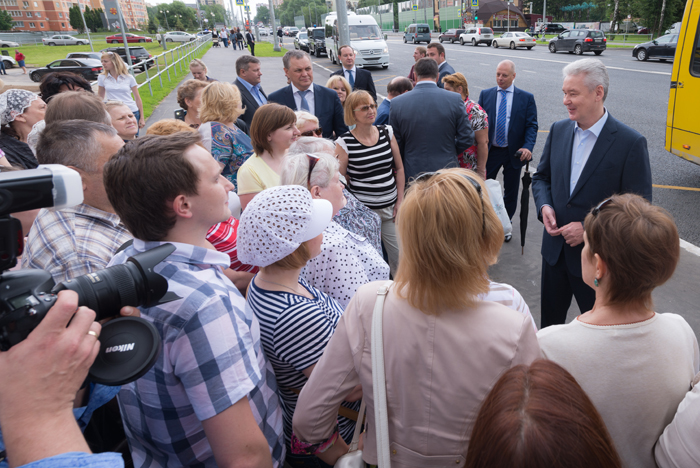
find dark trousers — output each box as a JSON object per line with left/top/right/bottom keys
{"left": 248, "top": 42, "right": 255, "bottom": 56}
{"left": 0, "top": 59, "right": 5, "bottom": 75}
{"left": 486, "top": 146, "right": 521, "bottom": 220}
{"left": 540, "top": 249, "right": 596, "bottom": 328}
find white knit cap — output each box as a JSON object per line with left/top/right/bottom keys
{"left": 237, "top": 185, "right": 333, "bottom": 267}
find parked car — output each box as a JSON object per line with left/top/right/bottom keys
{"left": 541, "top": 23, "right": 568, "bottom": 34}
{"left": 665, "top": 21, "right": 682, "bottom": 35}
{"left": 0, "top": 39, "right": 19, "bottom": 48}
{"left": 548, "top": 29, "right": 606, "bottom": 55}
{"left": 492, "top": 31, "right": 536, "bottom": 49}
{"left": 260, "top": 29, "right": 269, "bottom": 36}
{"left": 637, "top": 25, "right": 650, "bottom": 34}
{"left": 105, "top": 33, "right": 153, "bottom": 44}
{"left": 42, "top": 35, "right": 90, "bottom": 46}
{"left": 67, "top": 52, "right": 102, "bottom": 61}
{"left": 163, "top": 31, "right": 196, "bottom": 42}
{"left": 29, "top": 58, "right": 102, "bottom": 83}
{"left": 439, "top": 28, "right": 465, "bottom": 43}
{"left": 307, "top": 27, "right": 326, "bottom": 57}
{"left": 459, "top": 27, "right": 494, "bottom": 46}
{"left": 285, "top": 27, "right": 300, "bottom": 37}
{"left": 101, "top": 46, "right": 153, "bottom": 71}
{"left": 404, "top": 23, "right": 431, "bottom": 44}
{"left": 0, "top": 55, "right": 16, "bottom": 69}
{"left": 633, "top": 33, "right": 678, "bottom": 61}
{"left": 294, "top": 31, "right": 309, "bottom": 51}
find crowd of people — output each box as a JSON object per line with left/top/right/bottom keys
{"left": 0, "top": 41, "right": 696, "bottom": 468}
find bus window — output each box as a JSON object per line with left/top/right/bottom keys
{"left": 691, "top": 18, "right": 700, "bottom": 76}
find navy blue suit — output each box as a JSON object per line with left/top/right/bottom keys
{"left": 330, "top": 67, "right": 377, "bottom": 102}
{"left": 437, "top": 61, "right": 455, "bottom": 88}
{"left": 268, "top": 84, "right": 349, "bottom": 139}
{"left": 478, "top": 86, "right": 538, "bottom": 219}
{"left": 532, "top": 113, "right": 652, "bottom": 327}
{"left": 374, "top": 98, "right": 391, "bottom": 126}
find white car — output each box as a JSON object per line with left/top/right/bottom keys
{"left": 0, "top": 39, "right": 19, "bottom": 48}
{"left": 0, "top": 55, "right": 17, "bottom": 68}
{"left": 459, "top": 27, "right": 494, "bottom": 46}
{"left": 42, "top": 35, "right": 90, "bottom": 46}
{"left": 163, "top": 31, "right": 196, "bottom": 42}
{"left": 492, "top": 32, "right": 536, "bottom": 49}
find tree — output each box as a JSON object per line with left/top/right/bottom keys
{"left": 147, "top": 16, "right": 158, "bottom": 33}
{"left": 175, "top": 18, "right": 185, "bottom": 31}
{"left": 255, "top": 5, "right": 270, "bottom": 24}
{"left": 0, "top": 10, "right": 13, "bottom": 30}
{"left": 68, "top": 5, "right": 84, "bottom": 33}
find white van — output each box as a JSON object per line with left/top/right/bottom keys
{"left": 325, "top": 13, "right": 389, "bottom": 69}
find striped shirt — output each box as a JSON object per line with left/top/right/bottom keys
{"left": 481, "top": 281, "right": 538, "bottom": 332}
{"left": 207, "top": 216, "right": 259, "bottom": 273}
{"left": 337, "top": 124, "right": 398, "bottom": 209}
{"left": 247, "top": 277, "right": 359, "bottom": 445}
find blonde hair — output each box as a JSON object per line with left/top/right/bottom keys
{"left": 294, "top": 110, "right": 319, "bottom": 130}
{"left": 326, "top": 75, "right": 351, "bottom": 102}
{"left": 105, "top": 100, "right": 131, "bottom": 115}
{"left": 177, "top": 79, "right": 208, "bottom": 110}
{"left": 189, "top": 58, "right": 207, "bottom": 73}
{"left": 442, "top": 72, "right": 469, "bottom": 100}
{"left": 344, "top": 90, "right": 373, "bottom": 126}
{"left": 101, "top": 52, "right": 129, "bottom": 77}
{"left": 198, "top": 81, "right": 245, "bottom": 124}
{"left": 395, "top": 168, "right": 503, "bottom": 314}
{"left": 146, "top": 119, "right": 198, "bottom": 136}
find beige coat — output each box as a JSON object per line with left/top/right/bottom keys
{"left": 293, "top": 281, "right": 542, "bottom": 467}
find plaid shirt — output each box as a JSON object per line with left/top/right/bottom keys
{"left": 21, "top": 204, "right": 131, "bottom": 284}
{"left": 109, "top": 239, "right": 284, "bottom": 468}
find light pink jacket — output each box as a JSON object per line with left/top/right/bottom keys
{"left": 293, "top": 281, "right": 542, "bottom": 467}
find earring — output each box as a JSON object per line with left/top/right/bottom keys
{"left": 594, "top": 278, "right": 599, "bottom": 287}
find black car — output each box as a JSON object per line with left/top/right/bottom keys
{"left": 548, "top": 29, "right": 606, "bottom": 55}
{"left": 294, "top": 31, "right": 309, "bottom": 52}
{"left": 307, "top": 27, "right": 326, "bottom": 57}
{"left": 542, "top": 23, "right": 567, "bottom": 34}
{"left": 633, "top": 33, "right": 678, "bottom": 61}
{"left": 439, "top": 29, "right": 465, "bottom": 43}
{"left": 30, "top": 58, "right": 102, "bottom": 82}
{"left": 101, "top": 46, "right": 153, "bottom": 71}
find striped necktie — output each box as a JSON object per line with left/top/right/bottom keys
{"left": 495, "top": 89, "right": 508, "bottom": 147}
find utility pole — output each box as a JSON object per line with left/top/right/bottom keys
{"left": 195, "top": 0, "right": 203, "bottom": 30}
{"left": 507, "top": 0, "right": 510, "bottom": 32}
{"left": 78, "top": 3, "right": 94, "bottom": 52}
{"left": 542, "top": 0, "right": 546, "bottom": 41}
{"left": 336, "top": 0, "right": 350, "bottom": 48}
{"left": 115, "top": 1, "right": 133, "bottom": 72}
{"left": 269, "top": 0, "right": 280, "bottom": 51}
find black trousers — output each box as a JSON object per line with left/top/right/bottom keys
{"left": 486, "top": 146, "right": 521, "bottom": 220}
{"left": 248, "top": 42, "right": 255, "bottom": 56}
{"left": 540, "top": 249, "right": 596, "bottom": 328}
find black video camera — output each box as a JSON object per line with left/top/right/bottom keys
{"left": 0, "top": 165, "right": 175, "bottom": 386}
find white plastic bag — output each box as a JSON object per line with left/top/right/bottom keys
{"left": 484, "top": 179, "right": 512, "bottom": 236}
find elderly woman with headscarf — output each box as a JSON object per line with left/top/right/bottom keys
{"left": 0, "top": 89, "right": 46, "bottom": 168}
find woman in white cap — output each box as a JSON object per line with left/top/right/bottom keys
{"left": 281, "top": 151, "right": 389, "bottom": 308}
{"left": 0, "top": 89, "right": 46, "bottom": 168}
{"left": 238, "top": 185, "right": 360, "bottom": 468}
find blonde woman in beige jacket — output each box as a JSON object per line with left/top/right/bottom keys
{"left": 291, "top": 169, "right": 541, "bottom": 466}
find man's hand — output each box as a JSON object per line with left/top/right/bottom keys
{"left": 559, "top": 222, "right": 584, "bottom": 247}
{"left": 541, "top": 205, "right": 561, "bottom": 236}
{"left": 517, "top": 148, "right": 532, "bottom": 162}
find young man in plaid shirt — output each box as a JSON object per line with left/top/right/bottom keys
{"left": 104, "top": 132, "right": 284, "bottom": 467}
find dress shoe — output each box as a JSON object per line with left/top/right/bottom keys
{"left": 504, "top": 234, "right": 512, "bottom": 243}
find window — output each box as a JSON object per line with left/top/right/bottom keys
{"left": 14, "top": 20, "right": 23, "bottom": 26}
{"left": 36, "top": 11, "right": 40, "bottom": 16}
{"left": 58, "top": 12, "right": 61, "bottom": 17}
{"left": 510, "top": 19, "right": 518, "bottom": 28}
{"left": 33, "top": 1, "right": 37, "bottom": 5}
{"left": 26, "top": 11, "right": 31, "bottom": 16}
{"left": 8, "top": 10, "right": 22, "bottom": 16}
{"left": 22, "top": 1, "right": 28, "bottom": 6}
{"left": 61, "top": 22, "right": 64, "bottom": 27}
{"left": 55, "top": 1, "right": 59, "bottom": 6}
{"left": 39, "top": 22, "right": 43, "bottom": 27}
{"left": 29, "top": 22, "right": 35, "bottom": 27}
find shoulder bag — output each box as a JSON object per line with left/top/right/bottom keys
{"left": 370, "top": 280, "right": 393, "bottom": 468}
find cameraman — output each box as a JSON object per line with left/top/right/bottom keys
{"left": 0, "top": 291, "right": 124, "bottom": 468}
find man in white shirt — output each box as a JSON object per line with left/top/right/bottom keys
{"left": 234, "top": 55, "right": 267, "bottom": 128}
{"left": 330, "top": 45, "right": 377, "bottom": 102}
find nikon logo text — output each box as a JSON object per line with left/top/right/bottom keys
{"left": 105, "top": 343, "right": 136, "bottom": 353}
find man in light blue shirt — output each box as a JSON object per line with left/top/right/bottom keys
{"left": 235, "top": 55, "right": 268, "bottom": 128}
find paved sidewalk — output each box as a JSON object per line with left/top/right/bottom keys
{"left": 145, "top": 41, "right": 700, "bottom": 336}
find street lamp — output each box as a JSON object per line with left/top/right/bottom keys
{"left": 160, "top": 9, "right": 170, "bottom": 29}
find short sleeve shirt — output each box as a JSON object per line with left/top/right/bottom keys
{"left": 237, "top": 154, "right": 281, "bottom": 195}
{"left": 98, "top": 73, "right": 138, "bottom": 112}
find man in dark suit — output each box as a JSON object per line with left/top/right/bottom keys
{"left": 426, "top": 43, "right": 455, "bottom": 88}
{"left": 375, "top": 76, "right": 412, "bottom": 126}
{"left": 234, "top": 55, "right": 267, "bottom": 128}
{"left": 330, "top": 45, "right": 377, "bottom": 102}
{"left": 245, "top": 28, "right": 255, "bottom": 56}
{"left": 268, "top": 50, "right": 348, "bottom": 139}
{"left": 390, "top": 58, "right": 474, "bottom": 182}
{"left": 478, "top": 61, "right": 538, "bottom": 236}
{"left": 532, "top": 58, "right": 652, "bottom": 328}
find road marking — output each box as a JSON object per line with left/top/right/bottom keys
{"left": 523, "top": 70, "right": 536, "bottom": 73}
{"left": 681, "top": 239, "right": 700, "bottom": 257}
{"left": 312, "top": 60, "right": 336, "bottom": 74}
{"left": 653, "top": 184, "right": 700, "bottom": 192}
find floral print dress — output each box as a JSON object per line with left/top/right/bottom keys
{"left": 459, "top": 99, "right": 489, "bottom": 171}
{"left": 199, "top": 121, "right": 254, "bottom": 191}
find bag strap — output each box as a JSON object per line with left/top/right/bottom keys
{"left": 371, "top": 280, "right": 393, "bottom": 468}
{"left": 347, "top": 397, "right": 366, "bottom": 452}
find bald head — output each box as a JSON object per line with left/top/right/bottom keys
{"left": 496, "top": 60, "right": 516, "bottom": 90}
{"left": 387, "top": 76, "right": 413, "bottom": 99}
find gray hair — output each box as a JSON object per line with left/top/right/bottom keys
{"left": 294, "top": 111, "right": 319, "bottom": 130}
{"left": 563, "top": 58, "right": 609, "bottom": 101}
{"left": 281, "top": 151, "right": 339, "bottom": 189}
{"left": 283, "top": 49, "right": 310, "bottom": 69}
{"left": 498, "top": 59, "right": 516, "bottom": 74}
{"left": 288, "top": 136, "right": 335, "bottom": 155}
{"left": 36, "top": 120, "right": 117, "bottom": 173}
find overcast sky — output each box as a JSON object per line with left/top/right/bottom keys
{"left": 144, "top": 0, "right": 261, "bottom": 25}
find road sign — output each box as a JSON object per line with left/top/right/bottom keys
{"left": 244, "top": 5, "right": 250, "bottom": 11}
{"left": 412, "top": 4, "right": 417, "bottom": 10}
{"left": 235, "top": 0, "right": 244, "bottom": 5}
{"left": 471, "top": 0, "right": 478, "bottom": 8}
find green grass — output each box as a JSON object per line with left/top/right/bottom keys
{"left": 138, "top": 42, "right": 211, "bottom": 119}
{"left": 252, "top": 41, "right": 286, "bottom": 57}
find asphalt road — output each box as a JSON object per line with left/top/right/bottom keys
{"left": 311, "top": 38, "right": 700, "bottom": 246}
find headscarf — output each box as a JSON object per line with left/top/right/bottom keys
{"left": 0, "top": 89, "right": 38, "bottom": 126}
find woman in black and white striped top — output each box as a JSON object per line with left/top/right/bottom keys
{"left": 335, "top": 90, "right": 405, "bottom": 275}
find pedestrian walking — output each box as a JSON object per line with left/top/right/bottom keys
{"left": 14, "top": 49, "right": 26, "bottom": 74}
{"left": 245, "top": 28, "right": 255, "bottom": 56}
{"left": 277, "top": 26, "right": 283, "bottom": 44}
{"left": 220, "top": 28, "right": 229, "bottom": 48}
{"left": 237, "top": 28, "right": 245, "bottom": 50}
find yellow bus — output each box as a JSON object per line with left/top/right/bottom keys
{"left": 666, "top": 0, "right": 700, "bottom": 166}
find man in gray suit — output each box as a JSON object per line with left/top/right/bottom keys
{"left": 234, "top": 55, "right": 267, "bottom": 128}
{"left": 390, "top": 58, "right": 474, "bottom": 182}
{"left": 426, "top": 43, "right": 455, "bottom": 88}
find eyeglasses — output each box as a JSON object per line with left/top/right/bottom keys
{"left": 307, "top": 154, "right": 319, "bottom": 187}
{"left": 412, "top": 171, "right": 486, "bottom": 234}
{"left": 353, "top": 104, "right": 377, "bottom": 113}
{"left": 300, "top": 126, "right": 323, "bottom": 137}
{"left": 591, "top": 197, "right": 613, "bottom": 216}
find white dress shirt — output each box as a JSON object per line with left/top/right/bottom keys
{"left": 292, "top": 83, "right": 315, "bottom": 115}
{"left": 570, "top": 109, "right": 608, "bottom": 195}
{"left": 493, "top": 83, "right": 515, "bottom": 147}
{"left": 343, "top": 66, "right": 357, "bottom": 87}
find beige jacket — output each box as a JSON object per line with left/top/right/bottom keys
{"left": 293, "top": 281, "right": 542, "bottom": 467}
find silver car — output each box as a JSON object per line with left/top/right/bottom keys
{"left": 42, "top": 35, "right": 90, "bottom": 46}
{"left": 0, "top": 39, "right": 19, "bottom": 48}
{"left": 163, "top": 31, "right": 196, "bottom": 42}
{"left": 492, "top": 32, "right": 536, "bottom": 50}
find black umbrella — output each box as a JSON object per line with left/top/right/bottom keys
{"left": 520, "top": 161, "right": 532, "bottom": 255}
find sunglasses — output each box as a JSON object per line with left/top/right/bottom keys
{"left": 300, "top": 126, "right": 323, "bottom": 137}
{"left": 353, "top": 104, "right": 377, "bottom": 113}
{"left": 412, "top": 171, "right": 486, "bottom": 234}
{"left": 307, "top": 154, "right": 319, "bottom": 187}
{"left": 592, "top": 198, "right": 613, "bottom": 216}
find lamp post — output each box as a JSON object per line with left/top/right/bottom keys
{"left": 160, "top": 9, "right": 170, "bottom": 29}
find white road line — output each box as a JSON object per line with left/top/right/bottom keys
{"left": 523, "top": 70, "right": 536, "bottom": 73}
{"left": 680, "top": 239, "right": 700, "bottom": 257}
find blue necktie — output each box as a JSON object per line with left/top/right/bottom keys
{"left": 299, "top": 90, "right": 310, "bottom": 112}
{"left": 347, "top": 69, "right": 355, "bottom": 88}
{"left": 495, "top": 89, "right": 508, "bottom": 147}
{"left": 251, "top": 85, "right": 265, "bottom": 106}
